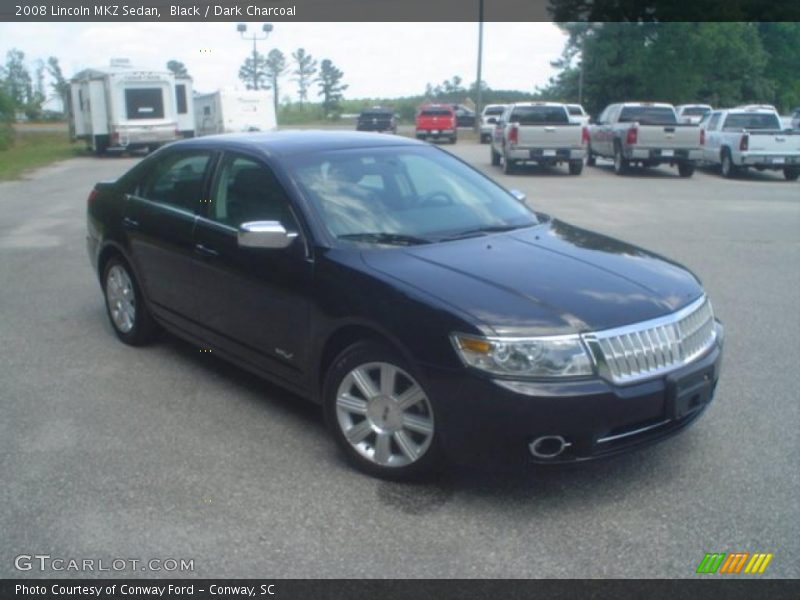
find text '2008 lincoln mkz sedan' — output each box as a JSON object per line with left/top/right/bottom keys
{"left": 87, "top": 131, "right": 723, "bottom": 479}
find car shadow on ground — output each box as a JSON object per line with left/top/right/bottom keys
{"left": 588, "top": 161, "right": 685, "bottom": 179}
{"left": 696, "top": 164, "right": 793, "bottom": 183}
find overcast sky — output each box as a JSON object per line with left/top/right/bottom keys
{"left": 0, "top": 22, "right": 565, "bottom": 103}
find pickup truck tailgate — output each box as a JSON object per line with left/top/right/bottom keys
{"left": 517, "top": 124, "right": 583, "bottom": 148}
{"left": 745, "top": 131, "right": 800, "bottom": 154}
{"left": 635, "top": 125, "right": 700, "bottom": 149}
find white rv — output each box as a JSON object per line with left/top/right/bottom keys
{"left": 194, "top": 89, "right": 277, "bottom": 136}
{"left": 70, "top": 59, "right": 192, "bottom": 154}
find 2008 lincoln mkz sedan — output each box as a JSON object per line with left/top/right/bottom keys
{"left": 87, "top": 131, "right": 723, "bottom": 478}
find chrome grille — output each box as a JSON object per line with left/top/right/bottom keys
{"left": 582, "top": 297, "right": 716, "bottom": 384}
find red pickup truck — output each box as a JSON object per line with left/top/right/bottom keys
{"left": 415, "top": 104, "right": 458, "bottom": 144}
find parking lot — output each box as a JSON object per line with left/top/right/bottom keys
{"left": 0, "top": 139, "right": 798, "bottom": 578}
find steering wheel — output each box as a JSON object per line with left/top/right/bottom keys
{"left": 417, "top": 191, "right": 454, "bottom": 207}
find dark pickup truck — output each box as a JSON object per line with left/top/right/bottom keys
{"left": 356, "top": 108, "right": 397, "bottom": 134}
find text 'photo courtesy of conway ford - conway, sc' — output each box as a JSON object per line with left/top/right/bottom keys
{"left": 86, "top": 130, "right": 724, "bottom": 479}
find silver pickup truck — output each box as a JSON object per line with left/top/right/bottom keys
{"left": 699, "top": 106, "right": 800, "bottom": 180}
{"left": 490, "top": 102, "right": 587, "bottom": 175}
{"left": 587, "top": 102, "right": 701, "bottom": 177}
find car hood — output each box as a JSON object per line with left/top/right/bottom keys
{"left": 361, "top": 219, "right": 704, "bottom": 336}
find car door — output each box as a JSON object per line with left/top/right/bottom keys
{"left": 703, "top": 112, "right": 723, "bottom": 162}
{"left": 190, "top": 151, "right": 313, "bottom": 384}
{"left": 123, "top": 149, "right": 215, "bottom": 321}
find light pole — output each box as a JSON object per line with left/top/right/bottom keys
{"left": 237, "top": 23, "right": 273, "bottom": 91}
{"left": 474, "top": 0, "right": 484, "bottom": 133}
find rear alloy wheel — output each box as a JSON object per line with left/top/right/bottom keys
{"left": 721, "top": 150, "right": 737, "bottom": 179}
{"left": 783, "top": 167, "right": 800, "bottom": 181}
{"left": 568, "top": 159, "right": 584, "bottom": 176}
{"left": 678, "top": 161, "right": 695, "bottom": 178}
{"left": 613, "top": 144, "right": 629, "bottom": 175}
{"left": 324, "top": 342, "right": 441, "bottom": 479}
{"left": 103, "top": 257, "right": 158, "bottom": 346}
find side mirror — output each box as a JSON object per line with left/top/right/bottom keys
{"left": 509, "top": 189, "right": 527, "bottom": 203}
{"left": 238, "top": 221, "right": 298, "bottom": 249}
{"left": 487, "top": 117, "right": 497, "bottom": 124}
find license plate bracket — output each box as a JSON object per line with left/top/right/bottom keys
{"left": 666, "top": 367, "right": 714, "bottom": 420}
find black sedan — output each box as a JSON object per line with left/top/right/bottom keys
{"left": 87, "top": 131, "right": 723, "bottom": 479}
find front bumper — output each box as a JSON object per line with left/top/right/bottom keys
{"left": 424, "top": 322, "right": 723, "bottom": 466}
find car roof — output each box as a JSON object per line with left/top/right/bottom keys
{"left": 508, "top": 102, "right": 567, "bottom": 108}
{"left": 167, "top": 130, "right": 423, "bottom": 158}
{"left": 619, "top": 102, "right": 675, "bottom": 108}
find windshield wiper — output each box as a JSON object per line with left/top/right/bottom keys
{"left": 438, "top": 224, "right": 525, "bottom": 241}
{"left": 337, "top": 232, "right": 432, "bottom": 246}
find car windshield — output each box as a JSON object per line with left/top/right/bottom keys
{"left": 618, "top": 106, "right": 677, "bottom": 125}
{"left": 723, "top": 113, "right": 781, "bottom": 130}
{"left": 287, "top": 145, "right": 537, "bottom": 245}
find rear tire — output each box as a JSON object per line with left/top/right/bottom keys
{"left": 783, "top": 167, "right": 800, "bottom": 181}
{"left": 613, "top": 143, "right": 629, "bottom": 175}
{"left": 491, "top": 146, "right": 501, "bottom": 166}
{"left": 503, "top": 153, "right": 517, "bottom": 175}
{"left": 102, "top": 256, "right": 158, "bottom": 346}
{"left": 568, "top": 159, "right": 584, "bottom": 175}
{"left": 678, "top": 162, "right": 696, "bottom": 178}
{"left": 721, "top": 149, "right": 737, "bottom": 178}
{"left": 323, "top": 341, "right": 443, "bottom": 480}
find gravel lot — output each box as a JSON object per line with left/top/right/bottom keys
{"left": 1, "top": 140, "right": 798, "bottom": 578}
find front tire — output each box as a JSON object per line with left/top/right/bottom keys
{"left": 503, "top": 152, "right": 517, "bottom": 175}
{"left": 323, "top": 341, "right": 442, "bottom": 480}
{"left": 102, "top": 256, "right": 158, "bottom": 346}
{"left": 586, "top": 147, "right": 597, "bottom": 166}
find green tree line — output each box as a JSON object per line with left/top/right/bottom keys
{"left": 537, "top": 22, "right": 800, "bottom": 117}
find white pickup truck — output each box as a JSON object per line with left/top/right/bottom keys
{"left": 490, "top": 102, "right": 587, "bottom": 175}
{"left": 698, "top": 106, "right": 800, "bottom": 180}
{"left": 587, "top": 102, "right": 701, "bottom": 177}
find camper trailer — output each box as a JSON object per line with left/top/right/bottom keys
{"left": 70, "top": 59, "right": 189, "bottom": 154}
{"left": 194, "top": 89, "right": 277, "bottom": 136}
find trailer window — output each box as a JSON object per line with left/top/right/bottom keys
{"left": 175, "top": 84, "right": 187, "bottom": 115}
{"left": 125, "top": 88, "right": 164, "bottom": 120}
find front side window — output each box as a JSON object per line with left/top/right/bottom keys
{"left": 125, "top": 88, "right": 165, "bottom": 120}
{"left": 209, "top": 154, "right": 298, "bottom": 230}
{"left": 141, "top": 152, "right": 211, "bottom": 211}
{"left": 287, "top": 146, "right": 537, "bottom": 244}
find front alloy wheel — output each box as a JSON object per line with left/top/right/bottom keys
{"left": 325, "top": 342, "right": 440, "bottom": 478}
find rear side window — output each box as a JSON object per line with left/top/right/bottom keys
{"left": 125, "top": 88, "right": 165, "bottom": 120}
{"left": 175, "top": 84, "right": 187, "bottom": 115}
{"left": 420, "top": 108, "right": 453, "bottom": 117}
{"left": 567, "top": 106, "right": 583, "bottom": 116}
{"left": 722, "top": 113, "right": 781, "bottom": 130}
{"left": 618, "top": 106, "right": 677, "bottom": 125}
{"left": 510, "top": 106, "right": 569, "bottom": 125}
{"left": 141, "top": 152, "right": 212, "bottom": 211}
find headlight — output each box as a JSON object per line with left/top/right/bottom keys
{"left": 450, "top": 333, "right": 594, "bottom": 379}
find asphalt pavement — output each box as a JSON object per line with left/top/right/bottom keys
{"left": 0, "top": 140, "right": 798, "bottom": 578}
